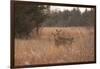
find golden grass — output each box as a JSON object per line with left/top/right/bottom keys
{"left": 15, "top": 27, "right": 95, "bottom": 66}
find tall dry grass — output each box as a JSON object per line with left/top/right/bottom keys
{"left": 15, "top": 27, "right": 95, "bottom": 66}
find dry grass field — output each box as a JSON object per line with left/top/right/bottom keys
{"left": 15, "top": 27, "right": 95, "bottom": 66}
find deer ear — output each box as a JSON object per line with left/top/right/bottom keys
{"left": 56, "top": 29, "right": 57, "bottom": 32}
{"left": 56, "top": 29, "right": 60, "bottom": 32}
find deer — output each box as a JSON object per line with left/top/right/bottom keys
{"left": 51, "top": 29, "right": 74, "bottom": 47}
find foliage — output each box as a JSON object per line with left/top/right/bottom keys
{"left": 42, "top": 7, "right": 95, "bottom": 27}
{"left": 15, "top": 2, "right": 49, "bottom": 38}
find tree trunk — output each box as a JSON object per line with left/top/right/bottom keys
{"left": 36, "top": 24, "right": 39, "bottom": 35}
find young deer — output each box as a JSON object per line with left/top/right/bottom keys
{"left": 51, "top": 29, "right": 74, "bottom": 47}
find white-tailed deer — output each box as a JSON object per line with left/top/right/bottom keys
{"left": 51, "top": 29, "right": 74, "bottom": 47}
